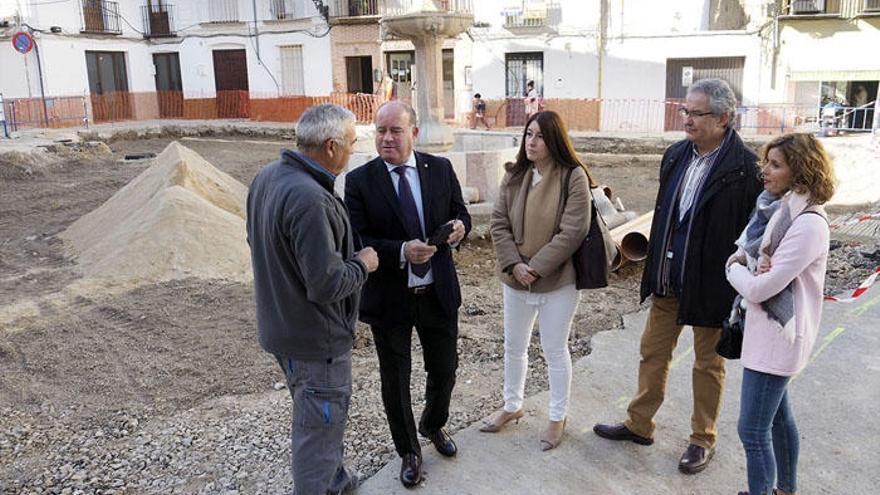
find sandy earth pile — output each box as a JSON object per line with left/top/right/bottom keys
{"left": 61, "top": 141, "right": 252, "bottom": 284}
{"left": 822, "top": 134, "right": 880, "bottom": 206}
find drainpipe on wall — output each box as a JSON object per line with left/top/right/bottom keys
{"left": 596, "top": 0, "right": 608, "bottom": 124}
{"left": 30, "top": 30, "right": 49, "bottom": 127}
{"left": 252, "top": 0, "right": 260, "bottom": 60}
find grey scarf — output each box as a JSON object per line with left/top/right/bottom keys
{"left": 729, "top": 190, "right": 805, "bottom": 341}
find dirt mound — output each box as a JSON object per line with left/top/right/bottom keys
{"left": 61, "top": 141, "right": 251, "bottom": 284}
{"left": 823, "top": 134, "right": 880, "bottom": 206}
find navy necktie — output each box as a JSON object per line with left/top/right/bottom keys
{"left": 393, "top": 166, "right": 430, "bottom": 278}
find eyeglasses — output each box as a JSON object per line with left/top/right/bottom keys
{"left": 331, "top": 137, "right": 358, "bottom": 148}
{"left": 678, "top": 107, "right": 715, "bottom": 118}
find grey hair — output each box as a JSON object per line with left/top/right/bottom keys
{"left": 295, "top": 104, "right": 356, "bottom": 152}
{"left": 688, "top": 78, "right": 738, "bottom": 129}
{"left": 376, "top": 101, "right": 418, "bottom": 127}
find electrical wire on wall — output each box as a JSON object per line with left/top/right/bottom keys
{"left": 3, "top": 1, "right": 334, "bottom": 43}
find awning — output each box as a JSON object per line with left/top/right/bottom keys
{"left": 789, "top": 69, "right": 880, "bottom": 81}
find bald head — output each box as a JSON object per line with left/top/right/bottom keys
{"left": 376, "top": 101, "right": 417, "bottom": 128}
{"left": 374, "top": 101, "right": 419, "bottom": 165}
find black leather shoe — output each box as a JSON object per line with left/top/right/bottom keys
{"left": 419, "top": 427, "right": 457, "bottom": 457}
{"left": 399, "top": 453, "right": 422, "bottom": 488}
{"left": 678, "top": 443, "right": 714, "bottom": 474}
{"left": 592, "top": 422, "right": 654, "bottom": 445}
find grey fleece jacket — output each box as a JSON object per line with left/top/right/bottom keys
{"left": 247, "top": 150, "right": 368, "bottom": 361}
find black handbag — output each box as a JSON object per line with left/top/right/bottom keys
{"left": 716, "top": 309, "right": 744, "bottom": 360}
{"left": 563, "top": 168, "right": 616, "bottom": 290}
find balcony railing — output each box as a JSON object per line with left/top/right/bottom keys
{"left": 328, "top": 0, "right": 379, "bottom": 18}
{"left": 787, "top": 0, "right": 840, "bottom": 14}
{"left": 503, "top": 3, "right": 547, "bottom": 28}
{"left": 206, "top": 0, "right": 239, "bottom": 23}
{"left": 81, "top": 0, "right": 122, "bottom": 34}
{"left": 271, "top": 0, "right": 300, "bottom": 19}
{"left": 142, "top": 3, "right": 175, "bottom": 37}
{"left": 381, "top": 0, "right": 473, "bottom": 17}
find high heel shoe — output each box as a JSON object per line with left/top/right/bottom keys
{"left": 479, "top": 409, "right": 525, "bottom": 433}
{"left": 540, "top": 418, "right": 566, "bottom": 451}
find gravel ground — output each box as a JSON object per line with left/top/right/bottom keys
{"left": 1, "top": 137, "right": 875, "bottom": 494}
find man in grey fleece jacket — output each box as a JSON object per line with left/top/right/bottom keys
{"left": 247, "top": 104, "right": 378, "bottom": 495}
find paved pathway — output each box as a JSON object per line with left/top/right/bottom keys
{"left": 360, "top": 284, "right": 880, "bottom": 494}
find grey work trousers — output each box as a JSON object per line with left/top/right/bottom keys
{"left": 276, "top": 351, "right": 355, "bottom": 495}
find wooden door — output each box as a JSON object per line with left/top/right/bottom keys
{"left": 153, "top": 52, "right": 182, "bottom": 118}
{"left": 212, "top": 49, "right": 249, "bottom": 118}
{"left": 85, "top": 50, "right": 132, "bottom": 122}
{"left": 82, "top": 0, "right": 105, "bottom": 32}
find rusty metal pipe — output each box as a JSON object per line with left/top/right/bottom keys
{"left": 608, "top": 211, "right": 654, "bottom": 270}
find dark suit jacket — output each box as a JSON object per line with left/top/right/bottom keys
{"left": 639, "top": 130, "right": 762, "bottom": 327}
{"left": 344, "top": 151, "right": 472, "bottom": 329}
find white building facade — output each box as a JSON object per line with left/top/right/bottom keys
{"left": 1, "top": 0, "right": 874, "bottom": 131}
{"left": 1, "top": 0, "right": 333, "bottom": 121}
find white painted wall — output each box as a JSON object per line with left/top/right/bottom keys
{"left": 466, "top": 0, "right": 771, "bottom": 131}
{"left": 469, "top": 0, "right": 600, "bottom": 99}
{"left": 777, "top": 19, "right": 880, "bottom": 80}
{"left": 0, "top": 0, "right": 333, "bottom": 99}
{"left": 4, "top": 0, "right": 872, "bottom": 128}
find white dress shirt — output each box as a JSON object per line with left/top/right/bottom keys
{"left": 385, "top": 152, "right": 434, "bottom": 287}
{"left": 678, "top": 133, "right": 729, "bottom": 221}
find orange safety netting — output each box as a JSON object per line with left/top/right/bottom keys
{"left": 4, "top": 91, "right": 822, "bottom": 136}
{"left": 2, "top": 96, "right": 88, "bottom": 130}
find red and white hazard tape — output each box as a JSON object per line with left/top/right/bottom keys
{"left": 829, "top": 213, "right": 880, "bottom": 229}
{"left": 824, "top": 267, "right": 880, "bottom": 302}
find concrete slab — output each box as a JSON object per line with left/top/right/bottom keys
{"left": 359, "top": 285, "right": 880, "bottom": 493}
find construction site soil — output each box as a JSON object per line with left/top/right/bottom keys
{"left": 0, "top": 136, "right": 875, "bottom": 494}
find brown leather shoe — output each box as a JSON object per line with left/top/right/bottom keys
{"left": 592, "top": 422, "right": 654, "bottom": 445}
{"left": 678, "top": 443, "right": 714, "bottom": 474}
{"left": 399, "top": 453, "right": 422, "bottom": 488}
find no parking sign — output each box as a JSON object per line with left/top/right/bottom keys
{"left": 12, "top": 31, "right": 34, "bottom": 54}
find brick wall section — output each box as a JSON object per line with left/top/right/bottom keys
{"left": 330, "top": 23, "right": 382, "bottom": 94}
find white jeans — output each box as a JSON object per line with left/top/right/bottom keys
{"left": 502, "top": 283, "right": 580, "bottom": 421}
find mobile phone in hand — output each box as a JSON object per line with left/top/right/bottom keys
{"left": 427, "top": 222, "right": 455, "bottom": 246}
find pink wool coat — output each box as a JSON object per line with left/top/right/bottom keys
{"left": 726, "top": 211, "right": 829, "bottom": 377}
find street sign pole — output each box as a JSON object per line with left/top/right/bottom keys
{"left": 0, "top": 93, "right": 8, "bottom": 138}
{"left": 11, "top": 31, "right": 48, "bottom": 127}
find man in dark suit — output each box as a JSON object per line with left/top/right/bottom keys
{"left": 344, "top": 101, "right": 471, "bottom": 489}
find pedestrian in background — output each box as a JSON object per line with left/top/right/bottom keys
{"left": 525, "top": 80, "right": 540, "bottom": 118}
{"left": 593, "top": 78, "right": 762, "bottom": 475}
{"left": 728, "top": 133, "right": 836, "bottom": 495}
{"left": 471, "top": 93, "right": 491, "bottom": 130}
{"left": 246, "top": 103, "right": 378, "bottom": 495}
{"left": 484, "top": 110, "right": 595, "bottom": 451}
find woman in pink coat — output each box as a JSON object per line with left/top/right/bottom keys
{"left": 725, "top": 133, "right": 836, "bottom": 495}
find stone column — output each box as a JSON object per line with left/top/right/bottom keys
{"left": 381, "top": 8, "right": 472, "bottom": 151}
{"left": 411, "top": 29, "right": 453, "bottom": 151}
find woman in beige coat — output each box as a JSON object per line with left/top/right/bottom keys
{"left": 483, "top": 111, "right": 596, "bottom": 450}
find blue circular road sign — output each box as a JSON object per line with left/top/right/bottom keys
{"left": 12, "top": 32, "right": 34, "bottom": 54}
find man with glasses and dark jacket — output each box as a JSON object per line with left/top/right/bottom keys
{"left": 593, "top": 79, "right": 762, "bottom": 475}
